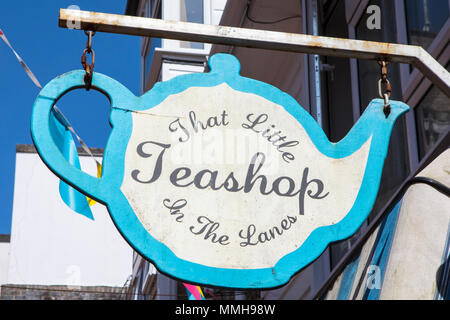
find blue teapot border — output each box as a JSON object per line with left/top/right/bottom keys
{"left": 31, "top": 53, "right": 409, "bottom": 288}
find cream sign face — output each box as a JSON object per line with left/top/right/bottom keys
{"left": 122, "top": 83, "right": 368, "bottom": 269}
{"left": 31, "top": 54, "right": 409, "bottom": 288}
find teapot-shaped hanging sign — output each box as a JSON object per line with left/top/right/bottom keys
{"left": 31, "top": 53, "right": 409, "bottom": 288}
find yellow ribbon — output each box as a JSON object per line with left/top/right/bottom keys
{"left": 87, "top": 162, "right": 102, "bottom": 206}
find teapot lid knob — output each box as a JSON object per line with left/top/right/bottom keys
{"left": 208, "top": 53, "right": 241, "bottom": 76}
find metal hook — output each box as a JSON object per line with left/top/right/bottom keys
{"left": 81, "top": 30, "right": 96, "bottom": 90}
{"left": 377, "top": 59, "right": 392, "bottom": 118}
{"left": 383, "top": 93, "right": 391, "bottom": 118}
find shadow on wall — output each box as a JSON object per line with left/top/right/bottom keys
{"left": 436, "top": 254, "right": 449, "bottom": 299}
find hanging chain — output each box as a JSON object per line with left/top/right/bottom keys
{"left": 81, "top": 30, "right": 95, "bottom": 90}
{"left": 377, "top": 60, "right": 391, "bottom": 118}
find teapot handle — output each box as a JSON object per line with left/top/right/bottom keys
{"left": 31, "top": 70, "right": 133, "bottom": 204}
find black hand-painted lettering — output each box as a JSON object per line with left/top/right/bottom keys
{"left": 131, "top": 141, "right": 171, "bottom": 184}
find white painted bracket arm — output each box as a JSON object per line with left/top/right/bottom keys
{"left": 59, "top": 9, "right": 450, "bottom": 97}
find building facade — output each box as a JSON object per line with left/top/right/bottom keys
{"left": 321, "top": 139, "right": 449, "bottom": 300}
{"left": 0, "top": 235, "right": 9, "bottom": 290}
{"left": 124, "top": 0, "right": 449, "bottom": 299}
{"left": 1, "top": 145, "right": 133, "bottom": 300}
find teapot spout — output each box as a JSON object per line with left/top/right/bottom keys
{"left": 335, "top": 98, "right": 410, "bottom": 155}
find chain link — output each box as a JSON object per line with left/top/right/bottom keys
{"left": 377, "top": 60, "right": 391, "bottom": 118}
{"left": 81, "top": 30, "right": 95, "bottom": 90}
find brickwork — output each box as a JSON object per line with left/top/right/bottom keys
{"left": 0, "top": 284, "right": 126, "bottom": 300}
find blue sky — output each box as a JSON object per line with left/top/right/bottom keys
{"left": 0, "top": 1, "right": 140, "bottom": 234}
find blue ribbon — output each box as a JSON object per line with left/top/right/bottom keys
{"left": 49, "top": 110, "right": 94, "bottom": 220}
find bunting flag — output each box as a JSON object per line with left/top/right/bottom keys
{"left": 183, "top": 283, "right": 205, "bottom": 300}
{"left": 203, "top": 288, "right": 218, "bottom": 300}
{"left": 49, "top": 111, "right": 94, "bottom": 219}
{"left": 1, "top": 28, "right": 101, "bottom": 216}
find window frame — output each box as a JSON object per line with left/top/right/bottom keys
{"left": 342, "top": 0, "right": 448, "bottom": 171}
{"left": 396, "top": 0, "right": 449, "bottom": 165}
{"left": 139, "top": 0, "right": 163, "bottom": 94}
{"left": 319, "top": 0, "right": 449, "bottom": 274}
{"left": 322, "top": 0, "right": 413, "bottom": 271}
{"left": 161, "top": 0, "right": 213, "bottom": 54}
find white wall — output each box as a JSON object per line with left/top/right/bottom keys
{"left": 7, "top": 151, "right": 133, "bottom": 287}
{"left": 0, "top": 242, "right": 9, "bottom": 285}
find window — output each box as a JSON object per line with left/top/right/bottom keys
{"left": 162, "top": 0, "right": 212, "bottom": 52}
{"left": 405, "top": 0, "right": 449, "bottom": 50}
{"left": 180, "top": 0, "right": 205, "bottom": 49}
{"left": 415, "top": 64, "right": 450, "bottom": 159}
{"left": 404, "top": 0, "right": 449, "bottom": 73}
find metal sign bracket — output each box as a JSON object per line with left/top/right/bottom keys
{"left": 58, "top": 9, "right": 450, "bottom": 97}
